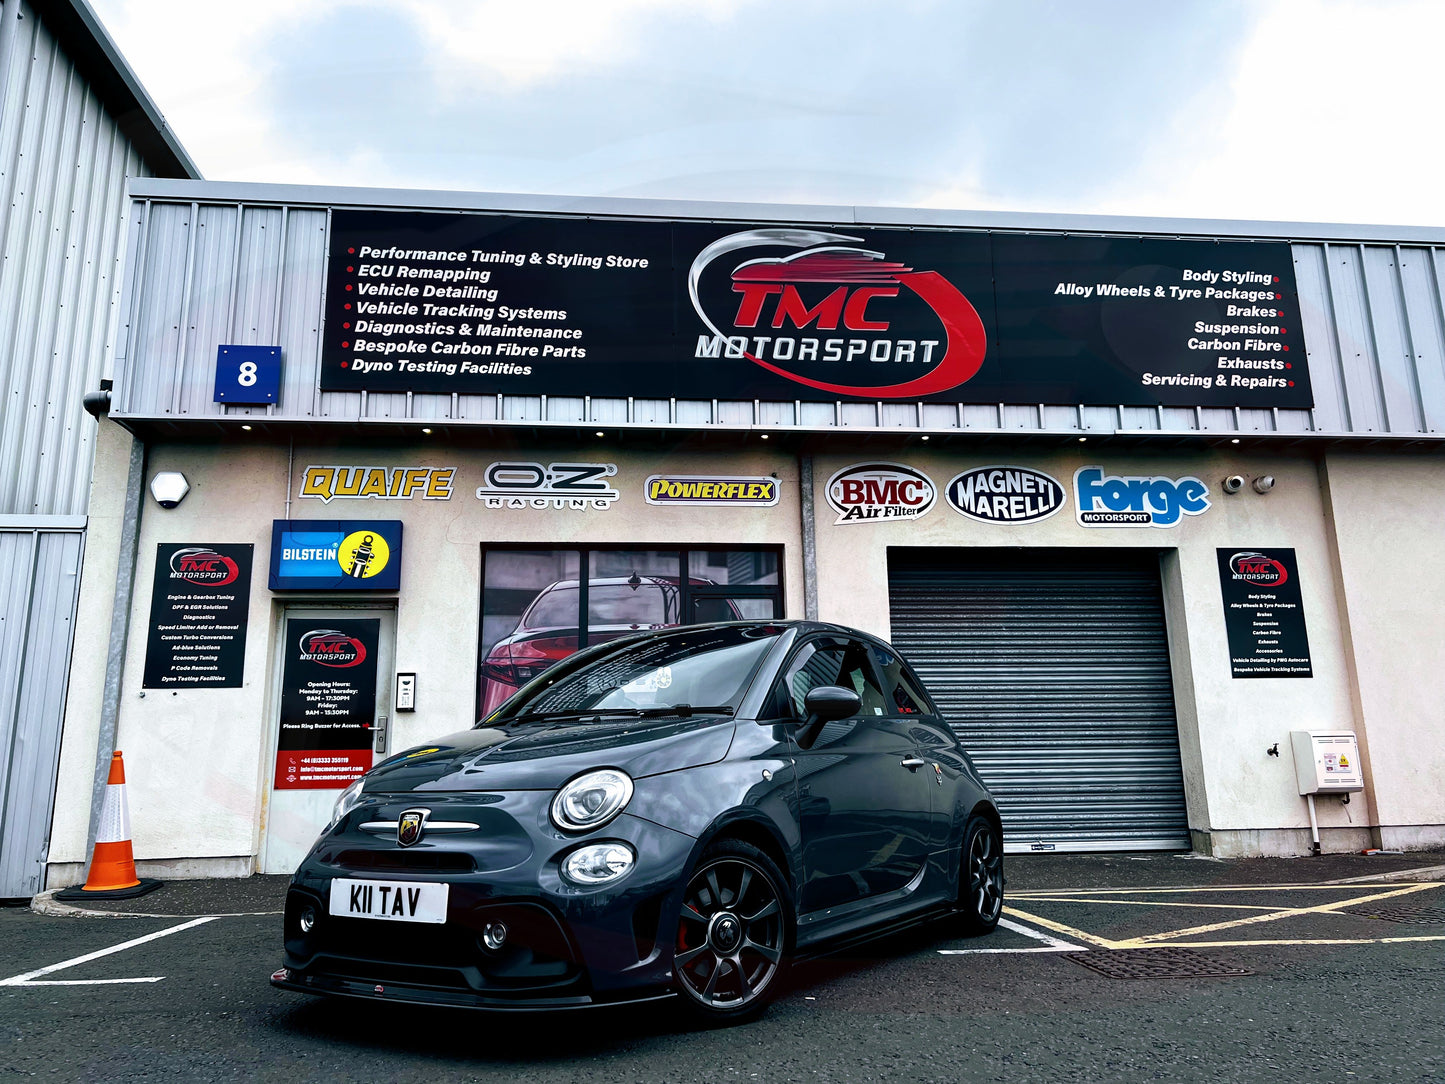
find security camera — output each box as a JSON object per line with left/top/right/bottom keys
{"left": 1222, "top": 475, "right": 1245, "bottom": 494}
{"left": 1252, "top": 475, "right": 1275, "bottom": 494}
{"left": 149, "top": 471, "right": 190, "bottom": 508}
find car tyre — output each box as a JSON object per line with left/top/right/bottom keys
{"left": 671, "top": 838, "right": 791, "bottom": 1027}
{"left": 956, "top": 815, "right": 1004, "bottom": 935}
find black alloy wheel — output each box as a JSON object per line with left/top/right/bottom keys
{"left": 673, "top": 839, "right": 789, "bottom": 1024}
{"left": 958, "top": 815, "right": 1004, "bottom": 934}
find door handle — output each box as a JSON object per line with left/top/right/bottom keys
{"left": 901, "top": 757, "right": 926, "bottom": 771}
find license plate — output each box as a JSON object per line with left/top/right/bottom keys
{"left": 328, "top": 878, "right": 449, "bottom": 924}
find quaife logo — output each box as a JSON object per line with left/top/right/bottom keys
{"left": 298, "top": 629, "right": 367, "bottom": 668}
{"left": 1074, "top": 467, "right": 1210, "bottom": 528}
{"left": 946, "top": 466, "right": 1064, "bottom": 524}
{"left": 168, "top": 547, "right": 240, "bottom": 586}
{"left": 1228, "top": 551, "right": 1289, "bottom": 586}
{"left": 825, "top": 463, "right": 937, "bottom": 524}
{"left": 689, "top": 229, "right": 987, "bottom": 399}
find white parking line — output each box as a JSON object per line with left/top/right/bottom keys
{"left": 937, "top": 915, "right": 1086, "bottom": 954}
{"left": 0, "top": 916, "right": 217, "bottom": 987}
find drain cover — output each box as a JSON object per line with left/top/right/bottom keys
{"left": 1066, "top": 948, "right": 1253, "bottom": 980}
{"left": 1347, "top": 905, "right": 1445, "bottom": 925}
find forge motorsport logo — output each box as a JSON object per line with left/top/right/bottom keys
{"left": 1227, "top": 550, "right": 1289, "bottom": 586}
{"left": 689, "top": 229, "right": 989, "bottom": 399}
{"left": 168, "top": 547, "right": 241, "bottom": 586}
{"left": 297, "top": 628, "right": 368, "bottom": 668}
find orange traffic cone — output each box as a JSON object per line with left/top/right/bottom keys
{"left": 55, "top": 751, "right": 162, "bottom": 901}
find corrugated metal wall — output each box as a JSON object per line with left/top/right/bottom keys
{"left": 888, "top": 548, "right": 1189, "bottom": 853}
{"left": 0, "top": 0, "right": 149, "bottom": 517}
{"left": 0, "top": 528, "right": 83, "bottom": 898}
{"left": 108, "top": 195, "right": 1445, "bottom": 440}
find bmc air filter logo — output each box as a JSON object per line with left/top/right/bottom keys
{"left": 946, "top": 467, "right": 1065, "bottom": 524}
{"left": 825, "top": 463, "right": 937, "bottom": 524}
{"left": 688, "top": 229, "right": 987, "bottom": 399}
{"left": 1074, "top": 467, "right": 1210, "bottom": 528}
{"left": 1228, "top": 551, "right": 1289, "bottom": 586}
{"left": 297, "top": 628, "right": 368, "bottom": 668}
{"left": 168, "top": 547, "right": 240, "bottom": 586}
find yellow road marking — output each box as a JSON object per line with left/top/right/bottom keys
{"left": 1127, "top": 935, "right": 1445, "bottom": 948}
{"left": 1116, "top": 884, "right": 1435, "bottom": 947}
{"left": 1002, "top": 906, "right": 1124, "bottom": 949}
{"left": 1011, "top": 882, "right": 1440, "bottom": 898}
{"left": 1008, "top": 896, "right": 1289, "bottom": 912}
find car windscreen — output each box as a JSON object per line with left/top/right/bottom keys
{"left": 587, "top": 583, "right": 676, "bottom": 626}
{"left": 491, "top": 626, "right": 780, "bottom": 721}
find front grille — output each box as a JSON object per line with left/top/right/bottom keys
{"left": 334, "top": 849, "right": 475, "bottom": 873}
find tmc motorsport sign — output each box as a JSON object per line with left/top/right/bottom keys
{"left": 270, "top": 520, "right": 403, "bottom": 591}
{"left": 275, "top": 618, "right": 380, "bottom": 789}
{"left": 320, "top": 210, "right": 1310, "bottom": 408}
{"left": 142, "top": 543, "right": 253, "bottom": 688}
{"left": 1217, "top": 548, "right": 1313, "bottom": 678}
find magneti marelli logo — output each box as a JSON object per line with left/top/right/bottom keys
{"left": 689, "top": 229, "right": 987, "bottom": 398}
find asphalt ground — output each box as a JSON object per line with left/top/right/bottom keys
{"left": 3, "top": 852, "right": 1442, "bottom": 1083}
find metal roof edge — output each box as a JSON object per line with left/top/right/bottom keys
{"left": 29, "top": 0, "right": 200, "bottom": 179}
{"left": 123, "top": 178, "right": 1445, "bottom": 245}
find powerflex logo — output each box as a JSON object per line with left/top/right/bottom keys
{"left": 688, "top": 229, "right": 987, "bottom": 399}
{"left": 1074, "top": 467, "right": 1210, "bottom": 528}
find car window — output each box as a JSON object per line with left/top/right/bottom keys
{"left": 522, "top": 584, "right": 580, "bottom": 629}
{"left": 771, "top": 639, "right": 886, "bottom": 719}
{"left": 586, "top": 583, "right": 678, "bottom": 626}
{"left": 871, "top": 646, "right": 933, "bottom": 715}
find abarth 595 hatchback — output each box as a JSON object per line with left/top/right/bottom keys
{"left": 272, "top": 621, "right": 1004, "bottom": 1025}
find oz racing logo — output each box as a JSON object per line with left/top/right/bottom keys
{"left": 298, "top": 628, "right": 368, "bottom": 668}
{"left": 688, "top": 229, "right": 987, "bottom": 399}
{"left": 168, "top": 547, "right": 240, "bottom": 586}
{"left": 1228, "top": 551, "right": 1288, "bottom": 586}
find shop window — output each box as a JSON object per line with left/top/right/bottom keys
{"left": 478, "top": 546, "right": 783, "bottom": 719}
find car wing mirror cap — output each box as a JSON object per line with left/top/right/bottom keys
{"left": 802, "top": 685, "right": 861, "bottom": 722}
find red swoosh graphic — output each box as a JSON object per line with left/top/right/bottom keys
{"left": 741, "top": 271, "right": 986, "bottom": 398}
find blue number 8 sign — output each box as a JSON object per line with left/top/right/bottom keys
{"left": 214, "top": 345, "right": 282, "bottom": 405}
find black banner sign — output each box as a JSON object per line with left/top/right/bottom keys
{"left": 320, "top": 210, "right": 1310, "bottom": 408}
{"left": 274, "top": 618, "right": 379, "bottom": 789}
{"left": 142, "top": 544, "right": 253, "bottom": 688}
{"left": 1217, "top": 548, "right": 1313, "bottom": 678}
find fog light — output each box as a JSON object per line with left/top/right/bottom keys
{"left": 482, "top": 922, "right": 508, "bottom": 951}
{"left": 561, "top": 842, "right": 636, "bottom": 886}
{"left": 299, "top": 907, "right": 317, "bottom": 934}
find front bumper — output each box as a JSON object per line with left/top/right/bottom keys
{"left": 273, "top": 795, "right": 696, "bottom": 1010}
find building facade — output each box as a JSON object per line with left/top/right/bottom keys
{"left": 0, "top": 0, "right": 196, "bottom": 899}
{"left": 43, "top": 180, "right": 1445, "bottom": 889}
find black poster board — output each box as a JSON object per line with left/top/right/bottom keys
{"left": 142, "top": 544, "right": 253, "bottom": 688}
{"left": 1217, "top": 548, "right": 1313, "bottom": 678}
{"left": 274, "top": 618, "right": 379, "bottom": 789}
{"left": 319, "top": 210, "right": 1309, "bottom": 408}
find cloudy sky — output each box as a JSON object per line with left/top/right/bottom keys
{"left": 90, "top": 0, "right": 1443, "bottom": 226}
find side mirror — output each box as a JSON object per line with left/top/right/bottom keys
{"left": 802, "top": 685, "right": 861, "bottom": 722}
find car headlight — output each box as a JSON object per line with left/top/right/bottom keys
{"left": 561, "top": 842, "right": 636, "bottom": 886}
{"left": 328, "top": 778, "right": 366, "bottom": 829}
{"left": 550, "top": 769, "right": 633, "bottom": 832}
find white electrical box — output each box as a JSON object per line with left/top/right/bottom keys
{"left": 1289, "top": 730, "right": 1363, "bottom": 795}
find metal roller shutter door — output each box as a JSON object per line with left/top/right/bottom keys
{"left": 888, "top": 548, "right": 1190, "bottom": 853}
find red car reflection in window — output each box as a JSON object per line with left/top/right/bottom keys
{"left": 479, "top": 577, "right": 738, "bottom": 716}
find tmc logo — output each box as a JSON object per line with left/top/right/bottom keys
{"left": 1074, "top": 467, "right": 1210, "bottom": 528}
